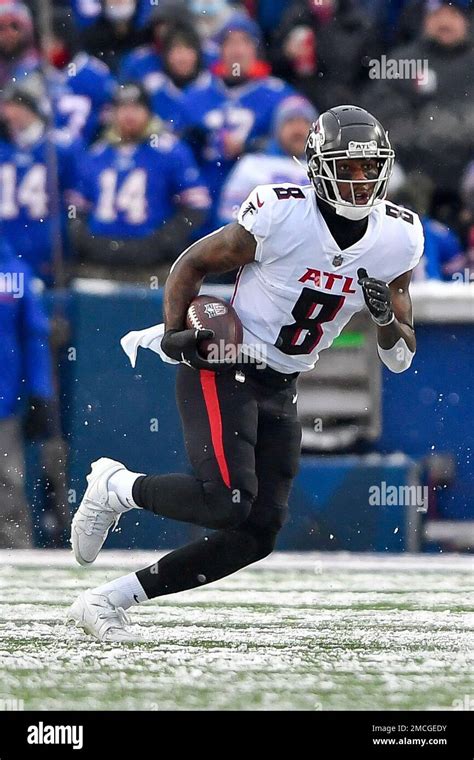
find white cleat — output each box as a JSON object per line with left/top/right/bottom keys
{"left": 67, "top": 590, "right": 135, "bottom": 642}
{"left": 71, "top": 457, "right": 135, "bottom": 566}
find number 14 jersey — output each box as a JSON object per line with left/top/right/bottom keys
{"left": 234, "top": 183, "right": 424, "bottom": 374}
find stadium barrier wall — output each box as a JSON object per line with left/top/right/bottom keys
{"left": 26, "top": 281, "right": 474, "bottom": 552}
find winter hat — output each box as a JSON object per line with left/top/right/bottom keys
{"left": 215, "top": 13, "right": 262, "bottom": 47}
{"left": 112, "top": 82, "right": 151, "bottom": 111}
{"left": 273, "top": 95, "right": 318, "bottom": 133}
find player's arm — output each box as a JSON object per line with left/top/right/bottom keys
{"left": 379, "top": 271, "right": 416, "bottom": 352}
{"left": 357, "top": 268, "right": 416, "bottom": 373}
{"left": 164, "top": 222, "right": 256, "bottom": 329}
{"left": 161, "top": 222, "right": 256, "bottom": 367}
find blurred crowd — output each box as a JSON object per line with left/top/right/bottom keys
{"left": 1, "top": 0, "right": 474, "bottom": 545}
{"left": 0, "top": 0, "right": 471, "bottom": 288}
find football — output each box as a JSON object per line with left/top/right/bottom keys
{"left": 186, "top": 295, "right": 243, "bottom": 363}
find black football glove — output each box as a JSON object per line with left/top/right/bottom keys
{"left": 23, "top": 396, "right": 55, "bottom": 440}
{"left": 161, "top": 328, "right": 220, "bottom": 370}
{"left": 357, "top": 268, "right": 394, "bottom": 326}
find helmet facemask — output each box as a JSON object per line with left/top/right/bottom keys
{"left": 307, "top": 132, "right": 395, "bottom": 221}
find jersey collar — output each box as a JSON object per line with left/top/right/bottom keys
{"left": 311, "top": 192, "right": 382, "bottom": 262}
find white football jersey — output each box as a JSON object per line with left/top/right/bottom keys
{"left": 233, "top": 183, "right": 424, "bottom": 374}
{"left": 219, "top": 153, "right": 309, "bottom": 224}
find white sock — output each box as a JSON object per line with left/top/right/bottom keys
{"left": 108, "top": 468, "right": 145, "bottom": 510}
{"left": 93, "top": 572, "right": 148, "bottom": 610}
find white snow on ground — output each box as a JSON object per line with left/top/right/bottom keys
{"left": 0, "top": 550, "right": 473, "bottom": 711}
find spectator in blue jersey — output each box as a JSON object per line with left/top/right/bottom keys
{"left": 125, "top": 22, "right": 206, "bottom": 134}
{"left": 36, "top": 13, "right": 117, "bottom": 146}
{"left": 181, "top": 13, "right": 294, "bottom": 231}
{"left": 219, "top": 95, "right": 317, "bottom": 225}
{"left": 51, "top": 52, "right": 116, "bottom": 145}
{"left": 0, "top": 240, "right": 54, "bottom": 548}
{"left": 80, "top": 0, "right": 145, "bottom": 73}
{"left": 119, "top": 3, "right": 219, "bottom": 85}
{"left": 0, "top": 1, "right": 39, "bottom": 88}
{"left": 421, "top": 216, "right": 465, "bottom": 280}
{"left": 0, "top": 88, "right": 81, "bottom": 287}
{"left": 70, "top": 82, "right": 211, "bottom": 281}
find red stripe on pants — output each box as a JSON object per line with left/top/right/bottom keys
{"left": 199, "top": 370, "right": 231, "bottom": 488}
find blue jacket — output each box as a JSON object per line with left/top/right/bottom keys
{"left": 0, "top": 133, "right": 80, "bottom": 286}
{"left": 422, "top": 217, "right": 463, "bottom": 280}
{"left": 0, "top": 242, "right": 53, "bottom": 419}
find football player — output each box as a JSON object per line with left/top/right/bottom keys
{"left": 68, "top": 106, "right": 424, "bottom": 640}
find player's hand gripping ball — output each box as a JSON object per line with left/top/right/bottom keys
{"left": 161, "top": 296, "right": 243, "bottom": 370}
{"left": 186, "top": 295, "right": 243, "bottom": 366}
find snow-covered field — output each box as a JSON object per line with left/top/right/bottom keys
{"left": 0, "top": 550, "right": 473, "bottom": 711}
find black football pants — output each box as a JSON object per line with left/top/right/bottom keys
{"left": 133, "top": 361, "right": 302, "bottom": 598}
